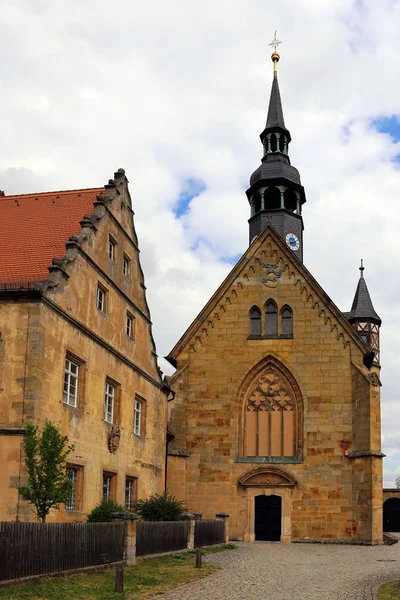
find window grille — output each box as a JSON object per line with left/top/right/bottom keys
{"left": 65, "top": 468, "right": 77, "bottom": 510}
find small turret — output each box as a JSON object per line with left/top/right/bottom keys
{"left": 345, "top": 261, "right": 381, "bottom": 365}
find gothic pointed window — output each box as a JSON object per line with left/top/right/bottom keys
{"left": 281, "top": 305, "right": 293, "bottom": 336}
{"left": 265, "top": 300, "right": 277, "bottom": 336}
{"left": 244, "top": 367, "right": 300, "bottom": 459}
{"left": 250, "top": 306, "right": 261, "bottom": 336}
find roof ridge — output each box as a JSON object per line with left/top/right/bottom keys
{"left": 0, "top": 187, "right": 105, "bottom": 200}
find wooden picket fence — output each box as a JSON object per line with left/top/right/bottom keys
{"left": 0, "top": 521, "right": 125, "bottom": 582}
{"left": 194, "top": 519, "right": 225, "bottom": 548}
{"left": 136, "top": 521, "right": 188, "bottom": 556}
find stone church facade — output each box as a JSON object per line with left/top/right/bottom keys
{"left": 166, "top": 53, "right": 383, "bottom": 544}
{"left": 0, "top": 169, "right": 169, "bottom": 521}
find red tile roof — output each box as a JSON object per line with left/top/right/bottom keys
{"left": 0, "top": 188, "right": 104, "bottom": 286}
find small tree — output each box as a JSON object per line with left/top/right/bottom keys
{"left": 86, "top": 500, "right": 125, "bottom": 522}
{"left": 134, "top": 491, "right": 185, "bottom": 521}
{"left": 18, "top": 420, "right": 74, "bottom": 522}
{"left": 396, "top": 476, "right": 400, "bottom": 489}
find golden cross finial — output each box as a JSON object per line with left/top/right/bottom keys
{"left": 268, "top": 30, "right": 282, "bottom": 72}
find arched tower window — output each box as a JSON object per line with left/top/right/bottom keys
{"left": 279, "top": 135, "right": 285, "bottom": 153}
{"left": 265, "top": 300, "right": 277, "bottom": 336}
{"left": 244, "top": 366, "right": 299, "bottom": 458}
{"left": 250, "top": 306, "right": 261, "bottom": 336}
{"left": 284, "top": 189, "right": 297, "bottom": 212}
{"left": 281, "top": 306, "right": 293, "bottom": 336}
{"left": 264, "top": 187, "right": 280, "bottom": 210}
{"left": 253, "top": 191, "right": 261, "bottom": 214}
{"left": 270, "top": 134, "right": 277, "bottom": 152}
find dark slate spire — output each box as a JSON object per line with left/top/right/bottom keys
{"left": 347, "top": 261, "right": 381, "bottom": 325}
{"left": 263, "top": 72, "right": 291, "bottom": 141}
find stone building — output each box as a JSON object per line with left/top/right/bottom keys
{"left": 166, "top": 53, "right": 383, "bottom": 544}
{"left": 0, "top": 168, "right": 169, "bottom": 522}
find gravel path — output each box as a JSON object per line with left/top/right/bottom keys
{"left": 153, "top": 541, "right": 400, "bottom": 600}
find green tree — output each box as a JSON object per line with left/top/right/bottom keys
{"left": 18, "top": 420, "right": 74, "bottom": 522}
{"left": 134, "top": 491, "right": 185, "bottom": 521}
{"left": 86, "top": 499, "right": 125, "bottom": 522}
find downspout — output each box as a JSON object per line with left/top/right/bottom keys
{"left": 16, "top": 307, "right": 30, "bottom": 520}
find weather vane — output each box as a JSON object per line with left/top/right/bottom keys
{"left": 268, "top": 31, "right": 282, "bottom": 53}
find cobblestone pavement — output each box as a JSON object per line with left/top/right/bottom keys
{"left": 153, "top": 541, "right": 400, "bottom": 600}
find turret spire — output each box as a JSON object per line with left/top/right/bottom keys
{"left": 345, "top": 262, "right": 381, "bottom": 365}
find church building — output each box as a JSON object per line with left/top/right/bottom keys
{"left": 166, "top": 50, "right": 383, "bottom": 544}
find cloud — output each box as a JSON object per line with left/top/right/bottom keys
{"left": 1, "top": 0, "right": 399, "bottom": 485}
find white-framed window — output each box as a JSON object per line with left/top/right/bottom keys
{"left": 134, "top": 399, "right": 142, "bottom": 436}
{"left": 125, "top": 477, "right": 138, "bottom": 510}
{"left": 123, "top": 254, "right": 131, "bottom": 277}
{"left": 102, "top": 473, "right": 114, "bottom": 502}
{"left": 97, "top": 285, "right": 106, "bottom": 312}
{"left": 65, "top": 467, "right": 79, "bottom": 511}
{"left": 126, "top": 313, "right": 134, "bottom": 337}
{"left": 108, "top": 237, "right": 116, "bottom": 262}
{"left": 63, "top": 358, "right": 79, "bottom": 407}
{"left": 104, "top": 382, "right": 115, "bottom": 423}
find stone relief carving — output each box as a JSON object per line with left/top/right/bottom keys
{"left": 108, "top": 425, "right": 121, "bottom": 454}
{"left": 246, "top": 370, "right": 295, "bottom": 412}
{"left": 262, "top": 262, "right": 284, "bottom": 288}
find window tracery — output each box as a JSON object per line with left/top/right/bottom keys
{"left": 245, "top": 369, "right": 297, "bottom": 458}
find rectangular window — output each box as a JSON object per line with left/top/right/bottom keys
{"left": 134, "top": 399, "right": 143, "bottom": 436}
{"left": 104, "top": 382, "right": 115, "bottom": 423}
{"left": 96, "top": 284, "right": 107, "bottom": 313}
{"left": 102, "top": 472, "right": 115, "bottom": 502}
{"left": 65, "top": 466, "right": 83, "bottom": 511}
{"left": 125, "top": 477, "right": 138, "bottom": 510}
{"left": 126, "top": 312, "right": 135, "bottom": 338}
{"left": 123, "top": 254, "right": 131, "bottom": 277}
{"left": 63, "top": 358, "right": 79, "bottom": 407}
{"left": 108, "top": 237, "right": 116, "bottom": 262}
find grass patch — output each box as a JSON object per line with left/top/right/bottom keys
{"left": 378, "top": 581, "right": 400, "bottom": 599}
{"left": 0, "top": 544, "right": 237, "bottom": 600}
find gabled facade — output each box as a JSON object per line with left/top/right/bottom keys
{"left": 0, "top": 169, "right": 169, "bottom": 521}
{"left": 166, "top": 53, "right": 383, "bottom": 544}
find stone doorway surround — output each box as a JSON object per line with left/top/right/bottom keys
{"left": 239, "top": 467, "right": 296, "bottom": 544}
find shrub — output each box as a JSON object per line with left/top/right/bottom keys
{"left": 134, "top": 490, "right": 185, "bottom": 521}
{"left": 86, "top": 499, "right": 124, "bottom": 522}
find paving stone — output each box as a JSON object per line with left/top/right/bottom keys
{"left": 152, "top": 542, "right": 400, "bottom": 600}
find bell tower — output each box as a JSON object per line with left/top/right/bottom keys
{"left": 246, "top": 35, "right": 306, "bottom": 261}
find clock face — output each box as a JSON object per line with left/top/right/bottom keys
{"left": 286, "top": 233, "right": 300, "bottom": 251}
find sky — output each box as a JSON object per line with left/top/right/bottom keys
{"left": 1, "top": 0, "right": 399, "bottom": 487}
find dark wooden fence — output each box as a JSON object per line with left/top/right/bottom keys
{"left": 136, "top": 521, "right": 188, "bottom": 557}
{"left": 194, "top": 519, "right": 224, "bottom": 548}
{"left": 0, "top": 521, "right": 125, "bottom": 582}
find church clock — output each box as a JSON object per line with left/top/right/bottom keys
{"left": 285, "top": 233, "right": 299, "bottom": 251}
